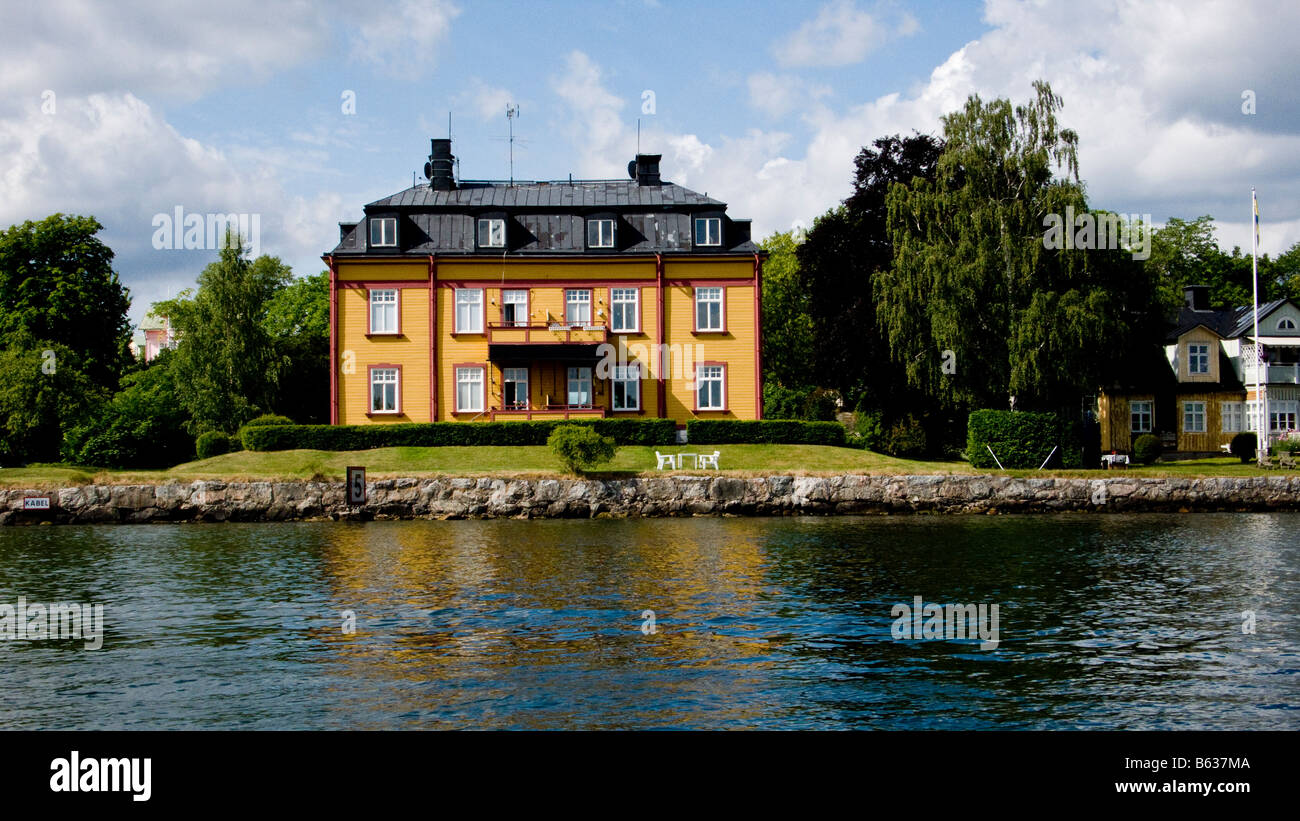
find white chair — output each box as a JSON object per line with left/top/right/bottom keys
{"left": 697, "top": 451, "right": 720, "bottom": 470}
{"left": 655, "top": 451, "right": 678, "bottom": 470}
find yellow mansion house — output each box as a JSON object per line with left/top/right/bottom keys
{"left": 325, "top": 140, "right": 763, "bottom": 427}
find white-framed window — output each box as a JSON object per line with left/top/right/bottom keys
{"left": 1221, "top": 401, "right": 1245, "bottom": 433}
{"left": 456, "top": 367, "right": 484, "bottom": 413}
{"left": 695, "top": 286, "right": 723, "bottom": 331}
{"left": 587, "top": 218, "right": 615, "bottom": 249}
{"left": 697, "top": 364, "right": 725, "bottom": 410}
{"left": 1187, "top": 343, "right": 1210, "bottom": 375}
{"left": 610, "top": 288, "right": 639, "bottom": 332}
{"left": 1130, "top": 400, "right": 1153, "bottom": 433}
{"left": 502, "top": 289, "right": 528, "bottom": 326}
{"left": 1183, "top": 401, "right": 1206, "bottom": 433}
{"left": 369, "top": 217, "right": 396, "bottom": 247}
{"left": 369, "top": 289, "right": 398, "bottom": 334}
{"left": 566, "top": 289, "right": 592, "bottom": 326}
{"left": 1278, "top": 317, "right": 1297, "bottom": 330}
{"left": 370, "top": 367, "right": 399, "bottom": 413}
{"left": 1270, "top": 400, "right": 1298, "bottom": 432}
{"left": 503, "top": 367, "right": 528, "bottom": 410}
{"left": 694, "top": 217, "right": 721, "bottom": 247}
{"left": 477, "top": 218, "right": 506, "bottom": 248}
{"left": 567, "top": 366, "right": 592, "bottom": 407}
{"left": 1247, "top": 400, "right": 1261, "bottom": 433}
{"left": 455, "top": 288, "right": 483, "bottom": 333}
{"left": 612, "top": 364, "right": 640, "bottom": 411}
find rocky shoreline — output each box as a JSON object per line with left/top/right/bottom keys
{"left": 4, "top": 474, "right": 1300, "bottom": 524}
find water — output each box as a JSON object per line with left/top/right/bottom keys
{"left": 0, "top": 514, "right": 1296, "bottom": 729}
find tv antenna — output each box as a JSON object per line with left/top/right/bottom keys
{"left": 491, "top": 104, "right": 528, "bottom": 184}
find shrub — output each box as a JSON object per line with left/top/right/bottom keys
{"left": 685, "top": 419, "right": 846, "bottom": 446}
{"left": 1133, "top": 433, "right": 1163, "bottom": 465}
{"left": 241, "top": 418, "right": 676, "bottom": 451}
{"left": 196, "top": 431, "right": 233, "bottom": 460}
{"left": 1230, "top": 432, "right": 1257, "bottom": 463}
{"left": 847, "top": 410, "right": 884, "bottom": 451}
{"left": 548, "top": 425, "right": 616, "bottom": 474}
{"left": 1272, "top": 433, "right": 1300, "bottom": 454}
{"left": 762, "top": 383, "right": 840, "bottom": 421}
{"left": 882, "top": 413, "right": 928, "bottom": 458}
{"left": 966, "top": 409, "right": 1082, "bottom": 469}
{"left": 238, "top": 413, "right": 294, "bottom": 449}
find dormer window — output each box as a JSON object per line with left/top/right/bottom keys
{"left": 694, "top": 217, "right": 722, "bottom": 247}
{"left": 587, "top": 218, "right": 615, "bottom": 249}
{"left": 477, "top": 218, "right": 506, "bottom": 248}
{"left": 369, "top": 217, "right": 397, "bottom": 247}
{"left": 1279, "top": 317, "right": 1297, "bottom": 330}
{"left": 1187, "top": 343, "right": 1210, "bottom": 375}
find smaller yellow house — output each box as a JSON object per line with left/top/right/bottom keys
{"left": 1100, "top": 285, "right": 1300, "bottom": 455}
{"left": 324, "top": 139, "right": 764, "bottom": 428}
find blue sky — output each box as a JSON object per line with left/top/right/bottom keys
{"left": 4, "top": 0, "right": 1299, "bottom": 326}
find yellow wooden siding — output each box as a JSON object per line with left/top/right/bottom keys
{"left": 337, "top": 286, "right": 431, "bottom": 424}
{"left": 336, "top": 262, "right": 428, "bottom": 281}
{"left": 437, "top": 260, "right": 654, "bottom": 282}
{"left": 662, "top": 282, "right": 756, "bottom": 423}
{"left": 439, "top": 289, "right": 489, "bottom": 420}
{"left": 1176, "top": 393, "right": 1244, "bottom": 452}
{"left": 1177, "top": 327, "right": 1222, "bottom": 384}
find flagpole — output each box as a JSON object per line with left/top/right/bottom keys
{"left": 1252, "top": 188, "right": 1263, "bottom": 464}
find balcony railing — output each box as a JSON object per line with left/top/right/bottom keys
{"left": 1246, "top": 363, "right": 1300, "bottom": 385}
{"left": 488, "top": 405, "right": 606, "bottom": 421}
{"left": 486, "top": 322, "right": 608, "bottom": 345}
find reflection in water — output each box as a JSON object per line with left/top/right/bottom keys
{"left": 0, "top": 514, "right": 1296, "bottom": 729}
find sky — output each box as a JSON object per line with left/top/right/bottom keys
{"left": 4, "top": 0, "right": 1300, "bottom": 326}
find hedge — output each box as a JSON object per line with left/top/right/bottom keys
{"left": 685, "top": 419, "right": 846, "bottom": 446}
{"left": 966, "top": 409, "right": 1083, "bottom": 469}
{"left": 242, "top": 418, "right": 676, "bottom": 451}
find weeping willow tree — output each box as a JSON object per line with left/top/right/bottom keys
{"left": 878, "top": 80, "right": 1160, "bottom": 414}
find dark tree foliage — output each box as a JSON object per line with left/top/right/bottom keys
{"left": 796, "top": 133, "right": 944, "bottom": 413}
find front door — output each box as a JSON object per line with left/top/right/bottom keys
{"left": 567, "top": 366, "right": 592, "bottom": 407}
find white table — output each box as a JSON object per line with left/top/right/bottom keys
{"left": 677, "top": 453, "right": 698, "bottom": 469}
{"left": 1101, "top": 454, "right": 1130, "bottom": 469}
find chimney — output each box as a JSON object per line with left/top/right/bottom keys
{"left": 425, "top": 138, "right": 456, "bottom": 191}
{"left": 632, "top": 153, "right": 661, "bottom": 186}
{"left": 1184, "top": 284, "right": 1210, "bottom": 311}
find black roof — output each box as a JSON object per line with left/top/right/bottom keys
{"left": 1164, "top": 300, "right": 1291, "bottom": 342}
{"left": 367, "top": 180, "right": 725, "bottom": 210}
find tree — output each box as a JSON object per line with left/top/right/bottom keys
{"left": 1147, "top": 216, "right": 1273, "bottom": 313}
{"left": 758, "top": 231, "right": 814, "bottom": 389}
{"left": 797, "top": 134, "right": 944, "bottom": 409}
{"left": 0, "top": 339, "right": 103, "bottom": 465}
{"left": 0, "top": 214, "right": 132, "bottom": 390}
{"left": 879, "top": 81, "right": 1161, "bottom": 414}
{"left": 157, "top": 235, "right": 292, "bottom": 434}
{"left": 62, "top": 350, "right": 194, "bottom": 468}
{"left": 264, "top": 271, "right": 330, "bottom": 423}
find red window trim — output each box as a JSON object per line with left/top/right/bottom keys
{"left": 499, "top": 287, "right": 530, "bottom": 327}
{"left": 692, "top": 285, "right": 727, "bottom": 334}
{"left": 564, "top": 287, "right": 594, "bottom": 326}
{"left": 453, "top": 287, "right": 486, "bottom": 335}
{"left": 366, "top": 363, "right": 403, "bottom": 416}
{"left": 610, "top": 362, "right": 642, "bottom": 412}
{"left": 693, "top": 361, "right": 728, "bottom": 412}
{"left": 609, "top": 285, "right": 642, "bottom": 335}
{"left": 452, "top": 362, "right": 487, "bottom": 414}
{"left": 366, "top": 287, "right": 402, "bottom": 336}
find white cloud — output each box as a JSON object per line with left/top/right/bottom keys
{"left": 775, "top": 0, "right": 915, "bottom": 68}
{"left": 551, "top": 51, "right": 630, "bottom": 179}
{"left": 747, "top": 72, "right": 832, "bottom": 118}
{"left": 349, "top": 0, "right": 460, "bottom": 76}
{"left": 455, "top": 79, "right": 519, "bottom": 122}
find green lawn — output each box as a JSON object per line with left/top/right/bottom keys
{"left": 0, "top": 449, "right": 1284, "bottom": 488}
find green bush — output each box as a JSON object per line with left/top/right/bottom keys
{"left": 686, "top": 419, "right": 846, "bottom": 446}
{"left": 847, "top": 410, "right": 884, "bottom": 451}
{"left": 966, "top": 409, "right": 1082, "bottom": 469}
{"left": 1230, "top": 432, "right": 1257, "bottom": 463}
{"left": 237, "top": 413, "right": 294, "bottom": 449}
{"left": 1133, "top": 433, "right": 1163, "bottom": 465}
{"left": 882, "top": 413, "right": 927, "bottom": 458}
{"left": 196, "top": 431, "right": 233, "bottom": 460}
{"left": 1272, "top": 436, "right": 1300, "bottom": 454}
{"left": 242, "top": 418, "right": 676, "bottom": 451}
{"left": 548, "top": 425, "right": 616, "bottom": 474}
{"left": 762, "top": 383, "right": 840, "bottom": 421}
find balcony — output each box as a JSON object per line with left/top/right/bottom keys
{"left": 487, "top": 322, "right": 608, "bottom": 362}
{"left": 488, "top": 404, "right": 606, "bottom": 421}
{"left": 1245, "top": 363, "right": 1300, "bottom": 385}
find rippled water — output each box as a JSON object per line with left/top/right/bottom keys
{"left": 0, "top": 514, "right": 1296, "bottom": 729}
